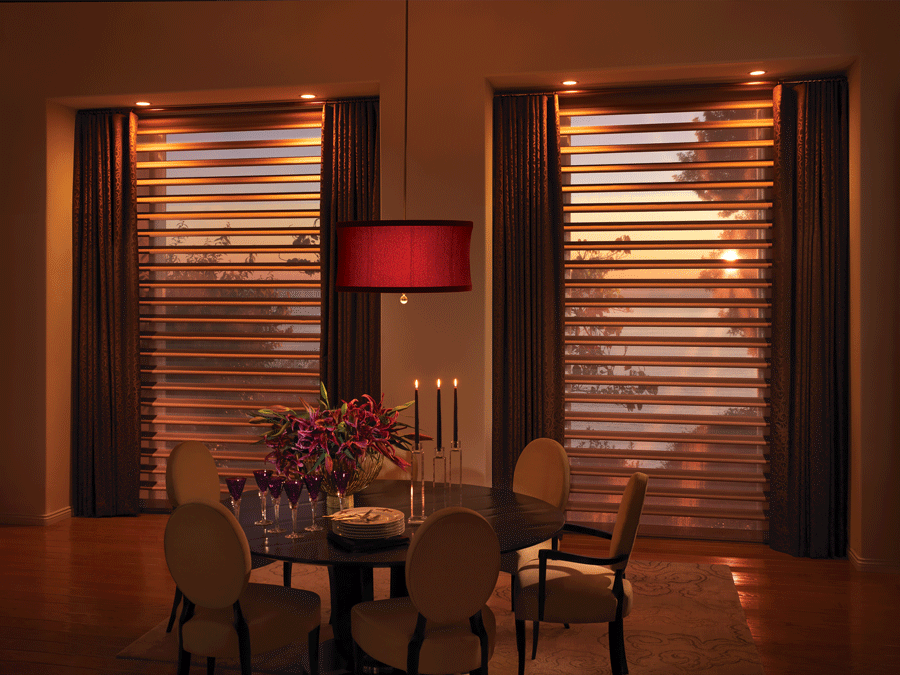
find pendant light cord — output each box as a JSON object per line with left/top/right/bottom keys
{"left": 403, "top": 0, "right": 409, "bottom": 221}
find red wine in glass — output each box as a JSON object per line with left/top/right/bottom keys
{"left": 266, "top": 476, "right": 286, "bottom": 533}
{"left": 283, "top": 480, "right": 304, "bottom": 539}
{"left": 252, "top": 469, "right": 273, "bottom": 526}
{"left": 333, "top": 468, "right": 352, "bottom": 511}
{"left": 225, "top": 477, "right": 246, "bottom": 521}
{"left": 302, "top": 472, "right": 323, "bottom": 531}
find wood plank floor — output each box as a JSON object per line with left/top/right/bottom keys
{"left": 1, "top": 514, "right": 898, "bottom": 674}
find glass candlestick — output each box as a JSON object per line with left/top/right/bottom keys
{"left": 433, "top": 446, "right": 447, "bottom": 508}
{"left": 409, "top": 442, "right": 426, "bottom": 524}
{"left": 449, "top": 441, "right": 462, "bottom": 504}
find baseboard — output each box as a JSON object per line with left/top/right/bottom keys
{"left": 0, "top": 506, "right": 72, "bottom": 526}
{"left": 848, "top": 546, "right": 900, "bottom": 573}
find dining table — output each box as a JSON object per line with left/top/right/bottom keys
{"left": 235, "top": 479, "right": 566, "bottom": 660}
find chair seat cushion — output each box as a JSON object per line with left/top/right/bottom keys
{"left": 500, "top": 539, "right": 552, "bottom": 575}
{"left": 182, "top": 582, "right": 320, "bottom": 658}
{"left": 514, "top": 557, "right": 632, "bottom": 624}
{"left": 352, "top": 596, "right": 496, "bottom": 674}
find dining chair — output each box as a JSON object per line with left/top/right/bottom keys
{"left": 501, "top": 438, "right": 571, "bottom": 611}
{"left": 350, "top": 506, "right": 501, "bottom": 675}
{"left": 164, "top": 440, "right": 292, "bottom": 633}
{"left": 164, "top": 501, "right": 321, "bottom": 675}
{"left": 512, "top": 471, "right": 649, "bottom": 675}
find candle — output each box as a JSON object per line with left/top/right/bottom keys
{"left": 414, "top": 380, "right": 420, "bottom": 446}
{"left": 436, "top": 379, "right": 442, "bottom": 448}
{"left": 453, "top": 379, "right": 458, "bottom": 444}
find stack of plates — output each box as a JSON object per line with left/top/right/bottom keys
{"left": 331, "top": 507, "right": 406, "bottom": 539}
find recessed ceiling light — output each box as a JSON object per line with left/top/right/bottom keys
{"left": 135, "top": 101, "right": 151, "bottom": 106}
{"left": 300, "top": 93, "right": 317, "bottom": 99}
{"left": 562, "top": 80, "right": 578, "bottom": 86}
{"left": 749, "top": 70, "right": 766, "bottom": 76}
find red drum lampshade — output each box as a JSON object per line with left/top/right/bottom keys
{"left": 335, "top": 220, "right": 473, "bottom": 292}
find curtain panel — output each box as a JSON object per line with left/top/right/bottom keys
{"left": 71, "top": 110, "right": 141, "bottom": 517}
{"left": 770, "top": 79, "right": 850, "bottom": 558}
{"left": 320, "top": 99, "right": 382, "bottom": 405}
{"left": 491, "top": 94, "right": 566, "bottom": 488}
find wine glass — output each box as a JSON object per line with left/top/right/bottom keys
{"left": 225, "top": 477, "right": 246, "bottom": 520}
{"left": 302, "top": 472, "right": 323, "bottom": 531}
{"left": 333, "top": 464, "right": 354, "bottom": 512}
{"left": 266, "top": 476, "right": 286, "bottom": 533}
{"left": 252, "top": 469, "right": 273, "bottom": 526}
{"left": 283, "top": 479, "right": 304, "bottom": 539}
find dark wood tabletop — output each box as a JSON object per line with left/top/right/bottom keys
{"left": 238, "top": 479, "right": 566, "bottom": 567}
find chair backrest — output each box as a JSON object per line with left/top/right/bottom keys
{"left": 608, "top": 472, "right": 649, "bottom": 570}
{"left": 166, "top": 441, "right": 221, "bottom": 508}
{"left": 512, "top": 438, "right": 571, "bottom": 510}
{"left": 405, "top": 507, "right": 500, "bottom": 624}
{"left": 164, "top": 501, "right": 252, "bottom": 610}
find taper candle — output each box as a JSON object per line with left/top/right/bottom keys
{"left": 414, "top": 380, "right": 420, "bottom": 445}
{"left": 436, "top": 379, "right": 442, "bottom": 448}
{"left": 453, "top": 379, "right": 458, "bottom": 443}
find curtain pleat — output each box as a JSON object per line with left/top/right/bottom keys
{"left": 491, "top": 94, "right": 565, "bottom": 488}
{"left": 71, "top": 110, "right": 140, "bottom": 517}
{"left": 770, "top": 79, "right": 850, "bottom": 557}
{"left": 320, "top": 99, "right": 381, "bottom": 405}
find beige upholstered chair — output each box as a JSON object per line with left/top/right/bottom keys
{"left": 351, "top": 506, "right": 501, "bottom": 675}
{"left": 512, "top": 472, "right": 648, "bottom": 675}
{"left": 164, "top": 501, "right": 321, "bottom": 675}
{"left": 501, "top": 438, "right": 571, "bottom": 608}
{"left": 164, "top": 441, "right": 291, "bottom": 633}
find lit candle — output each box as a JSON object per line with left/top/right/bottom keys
{"left": 436, "top": 379, "right": 442, "bottom": 448}
{"left": 414, "top": 380, "right": 420, "bottom": 446}
{"left": 453, "top": 379, "right": 458, "bottom": 444}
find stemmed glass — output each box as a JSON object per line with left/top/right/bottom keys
{"left": 302, "top": 472, "right": 323, "bottom": 531}
{"left": 252, "top": 469, "right": 273, "bottom": 526}
{"left": 283, "top": 479, "right": 304, "bottom": 539}
{"left": 266, "top": 476, "right": 286, "bottom": 534}
{"left": 333, "top": 464, "right": 354, "bottom": 512}
{"left": 225, "top": 477, "right": 246, "bottom": 521}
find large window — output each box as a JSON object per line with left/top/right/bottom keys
{"left": 136, "top": 104, "right": 323, "bottom": 507}
{"left": 560, "top": 85, "right": 774, "bottom": 541}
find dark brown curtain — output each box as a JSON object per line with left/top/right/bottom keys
{"left": 491, "top": 94, "right": 565, "bottom": 488}
{"left": 770, "top": 79, "right": 849, "bottom": 557}
{"left": 320, "top": 99, "right": 381, "bottom": 405}
{"left": 71, "top": 110, "right": 141, "bottom": 517}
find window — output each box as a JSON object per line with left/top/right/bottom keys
{"left": 136, "top": 104, "right": 323, "bottom": 507}
{"left": 560, "top": 84, "right": 774, "bottom": 541}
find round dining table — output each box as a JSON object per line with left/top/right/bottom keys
{"left": 236, "top": 479, "right": 566, "bottom": 659}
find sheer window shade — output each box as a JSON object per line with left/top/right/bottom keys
{"left": 560, "top": 84, "right": 774, "bottom": 542}
{"left": 136, "top": 104, "right": 323, "bottom": 507}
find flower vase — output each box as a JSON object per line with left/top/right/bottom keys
{"left": 320, "top": 452, "right": 384, "bottom": 513}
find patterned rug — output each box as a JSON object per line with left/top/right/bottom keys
{"left": 119, "top": 560, "right": 763, "bottom": 674}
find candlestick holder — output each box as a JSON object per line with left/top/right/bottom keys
{"left": 449, "top": 440, "right": 462, "bottom": 504}
{"left": 433, "top": 446, "right": 447, "bottom": 508}
{"left": 409, "top": 442, "right": 426, "bottom": 524}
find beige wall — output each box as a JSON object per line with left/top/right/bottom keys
{"left": 1, "top": 1, "right": 897, "bottom": 568}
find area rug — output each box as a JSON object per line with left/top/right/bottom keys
{"left": 119, "top": 560, "right": 763, "bottom": 674}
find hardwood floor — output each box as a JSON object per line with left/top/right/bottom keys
{"left": 1, "top": 514, "right": 898, "bottom": 674}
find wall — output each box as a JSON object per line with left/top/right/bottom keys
{"left": 0, "top": 1, "right": 897, "bottom": 569}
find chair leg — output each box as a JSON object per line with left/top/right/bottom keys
{"left": 283, "top": 561, "right": 292, "bottom": 587}
{"left": 167, "top": 586, "right": 183, "bottom": 633}
{"left": 352, "top": 638, "right": 363, "bottom": 675}
{"left": 608, "top": 618, "right": 627, "bottom": 675}
{"left": 514, "top": 619, "right": 526, "bottom": 675}
{"left": 307, "top": 624, "right": 320, "bottom": 675}
{"left": 531, "top": 620, "right": 540, "bottom": 660}
{"left": 206, "top": 656, "right": 215, "bottom": 675}
{"left": 177, "top": 647, "right": 192, "bottom": 675}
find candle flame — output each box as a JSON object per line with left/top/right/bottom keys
{"left": 454, "top": 378, "right": 458, "bottom": 387}
{"left": 437, "top": 379, "right": 441, "bottom": 388}
{"left": 415, "top": 379, "right": 418, "bottom": 389}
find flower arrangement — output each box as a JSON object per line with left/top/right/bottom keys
{"left": 248, "top": 383, "right": 412, "bottom": 481}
